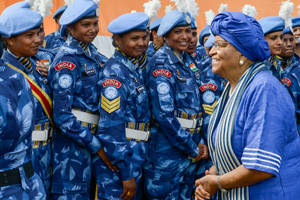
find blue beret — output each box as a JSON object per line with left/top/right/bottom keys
{"left": 211, "top": 11, "right": 270, "bottom": 62}
{"left": 199, "top": 25, "right": 210, "bottom": 46}
{"left": 204, "top": 34, "right": 214, "bottom": 48}
{"left": 258, "top": 16, "right": 284, "bottom": 35}
{"left": 292, "top": 17, "right": 300, "bottom": 28}
{"left": 282, "top": 26, "right": 293, "bottom": 35}
{"left": 150, "top": 18, "right": 162, "bottom": 30}
{"left": 59, "top": 0, "right": 97, "bottom": 26}
{"left": 4, "top": 1, "right": 30, "bottom": 10}
{"left": 0, "top": 6, "right": 42, "bottom": 37}
{"left": 53, "top": 5, "right": 67, "bottom": 19}
{"left": 158, "top": 10, "right": 191, "bottom": 36}
{"left": 191, "top": 17, "right": 197, "bottom": 29}
{"left": 108, "top": 12, "right": 149, "bottom": 34}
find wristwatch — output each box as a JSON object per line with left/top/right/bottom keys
{"left": 217, "top": 176, "right": 227, "bottom": 193}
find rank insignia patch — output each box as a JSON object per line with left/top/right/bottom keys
{"left": 101, "top": 94, "right": 120, "bottom": 113}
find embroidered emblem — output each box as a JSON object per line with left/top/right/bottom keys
{"left": 280, "top": 78, "right": 291, "bottom": 87}
{"left": 200, "top": 83, "right": 218, "bottom": 92}
{"left": 102, "top": 79, "right": 122, "bottom": 88}
{"left": 58, "top": 74, "right": 73, "bottom": 89}
{"left": 104, "top": 86, "right": 118, "bottom": 99}
{"left": 157, "top": 82, "right": 170, "bottom": 95}
{"left": 55, "top": 61, "right": 76, "bottom": 71}
{"left": 101, "top": 94, "right": 120, "bottom": 113}
{"left": 153, "top": 69, "right": 172, "bottom": 78}
{"left": 203, "top": 90, "right": 215, "bottom": 104}
{"left": 202, "top": 100, "right": 218, "bottom": 115}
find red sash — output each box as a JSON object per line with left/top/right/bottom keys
{"left": 7, "top": 63, "right": 53, "bottom": 125}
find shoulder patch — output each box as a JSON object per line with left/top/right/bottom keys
{"left": 55, "top": 61, "right": 76, "bottom": 71}
{"left": 281, "top": 78, "right": 291, "bottom": 87}
{"left": 153, "top": 69, "right": 172, "bottom": 78}
{"left": 102, "top": 79, "right": 122, "bottom": 88}
{"left": 200, "top": 83, "right": 218, "bottom": 92}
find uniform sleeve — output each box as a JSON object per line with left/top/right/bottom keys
{"left": 239, "top": 81, "right": 293, "bottom": 176}
{"left": 148, "top": 63, "right": 198, "bottom": 158}
{"left": 97, "top": 69, "right": 133, "bottom": 181}
{"left": 289, "top": 72, "right": 300, "bottom": 132}
{"left": 49, "top": 56, "right": 101, "bottom": 154}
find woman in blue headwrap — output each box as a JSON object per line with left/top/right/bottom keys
{"left": 194, "top": 11, "right": 300, "bottom": 200}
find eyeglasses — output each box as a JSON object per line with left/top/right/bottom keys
{"left": 212, "top": 41, "right": 230, "bottom": 49}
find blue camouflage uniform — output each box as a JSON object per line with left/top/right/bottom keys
{"left": 0, "top": 58, "right": 46, "bottom": 200}
{"left": 44, "top": 30, "right": 66, "bottom": 54}
{"left": 48, "top": 0, "right": 107, "bottom": 198}
{"left": 147, "top": 42, "right": 160, "bottom": 59}
{"left": 94, "top": 11, "right": 150, "bottom": 200}
{"left": 269, "top": 55, "right": 300, "bottom": 132}
{"left": 2, "top": 49, "right": 53, "bottom": 198}
{"left": 0, "top": 2, "right": 51, "bottom": 199}
{"left": 48, "top": 33, "right": 107, "bottom": 198}
{"left": 95, "top": 48, "right": 150, "bottom": 200}
{"left": 145, "top": 42, "right": 203, "bottom": 199}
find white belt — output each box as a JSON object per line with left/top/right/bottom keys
{"left": 177, "top": 117, "right": 197, "bottom": 129}
{"left": 125, "top": 128, "right": 150, "bottom": 141}
{"left": 32, "top": 129, "right": 52, "bottom": 142}
{"left": 72, "top": 109, "right": 99, "bottom": 125}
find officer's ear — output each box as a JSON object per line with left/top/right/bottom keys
{"left": 113, "top": 34, "right": 121, "bottom": 48}
{"left": 5, "top": 37, "right": 16, "bottom": 49}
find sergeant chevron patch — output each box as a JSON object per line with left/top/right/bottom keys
{"left": 101, "top": 94, "right": 120, "bottom": 113}
{"left": 202, "top": 100, "right": 218, "bottom": 115}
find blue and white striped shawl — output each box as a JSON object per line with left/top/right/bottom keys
{"left": 208, "top": 62, "right": 266, "bottom": 200}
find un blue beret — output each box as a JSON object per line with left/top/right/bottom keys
{"left": 150, "top": 18, "right": 162, "bottom": 30}
{"left": 158, "top": 10, "right": 191, "bottom": 36}
{"left": 0, "top": 6, "right": 42, "bottom": 37}
{"left": 53, "top": 5, "right": 67, "bottom": 19}
{"left": 211, "top": 11, "right": 270, "bottom": 62}
{"left": 191, "top": 17, "right": 197, "bottom": 29}
{"left": 4, "top": 1, "right": 30, "bottom": 10}
{"left": 199, "top": 25, "right": 210, "bottom": 46}
{"left": 258, "top": 16, "right": 284, "bottom": 35}
{"left": 282, "top": 26, "right": 293, "bottom": 35}
{"left": 292, "top": 17, "right": 300, "bottom": 28}
{"left": 59, "top": 0, "right": 97, "bottom": 26}
{"left": 108, "top": 12, "right": 149, "bottom": 34}
{"left": 204, "top": 34, "right": 214, "bottom": 48}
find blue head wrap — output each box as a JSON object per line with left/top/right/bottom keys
{"left": 158, "top": 10, "right": 191, "bottom": 36}
{"left": 59, "top": 0, "right": 97, "bottom": 26}
{"left": 53, "top": 5, "right": 67, "bottom": 19}
{"left": 211, "top": 11, "right": 270, "bottom": 62}
{"left": 0, "top": 4, "right": 42, "bottom": 37}
{"left": 150, "top": 18, "right": 162, "bottom": 31}
{"left": 292, "top": 17, "right": 300, "bottom": 28}
{"left": 108, "top": 12, "right": 149, "bottom": 34}
{"left": 258, "top": 16, "right": 284, "bottom": 35}
{"left": 199, "top": 25, "right": 210, "bottom": 46}
{"left": 204, "top": 34, "right": 214, "bottom": 48}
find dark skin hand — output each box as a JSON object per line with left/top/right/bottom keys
{"left": 120, "top": 177, "right": 137, "bottom": 200}
{"left": 194, "top": 144, "right": 209, "bottom": 162}
{"left": 97, "top": 147, "right": 119, "bottom": 172}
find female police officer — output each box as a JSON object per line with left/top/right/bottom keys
{"left": 144, "top": 10, "right": 204, "bottom": 199}
{"left": 0, "top": 5, "right": 46, "bottom": 200}
{"left": 48, "top": 0, "right": 107, "bottom": 199}
{"left": 94, "top": 12, "right": 150, "bottom": 200}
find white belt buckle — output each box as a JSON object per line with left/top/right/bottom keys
{"left": 32, "top": 130, "right": 48, "bottom": 141}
